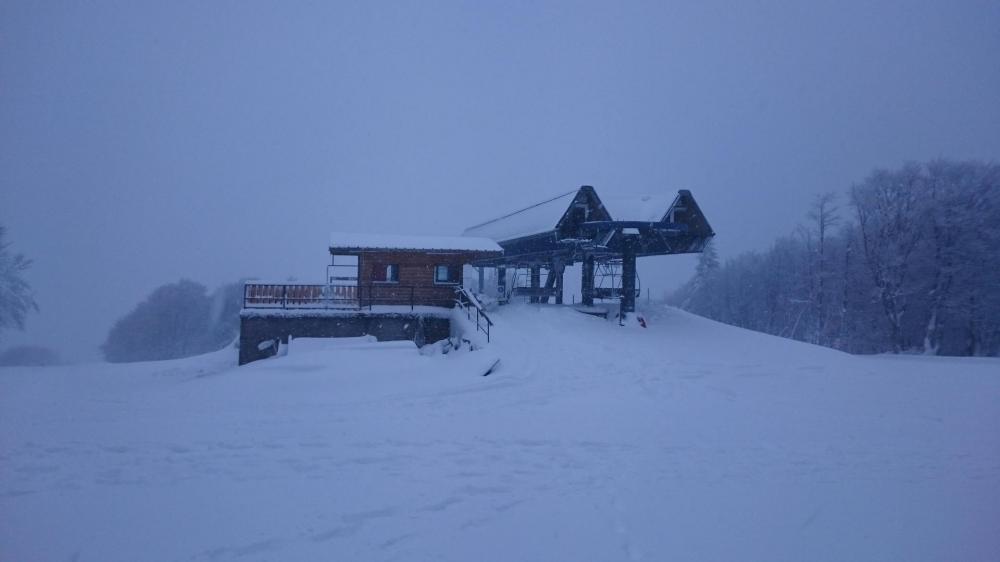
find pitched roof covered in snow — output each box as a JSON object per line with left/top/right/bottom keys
{"left": 329, "top": 232, "right": 502, "bottom": 253}
{"left": 459, "top": 186, "right": 714, "bottom": 267}
{"left": 461, "top": 189, "right": 580, "bottom": 242}
{"left": 600, "top": 194, "right": 676, "bottom": 223}
{"left": 462, "top": 187, "right": 692, "bottom": 243}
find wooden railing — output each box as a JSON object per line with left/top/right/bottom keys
{"left": 243, "top": 283, "right": 453, "bottom": 311}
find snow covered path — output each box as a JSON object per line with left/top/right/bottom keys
{"left": 2, "top": 306, "right": 998, "bottom": 561}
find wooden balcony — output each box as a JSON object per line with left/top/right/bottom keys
{"left": 242, "top": 283, "right": 455, "bottom": 311}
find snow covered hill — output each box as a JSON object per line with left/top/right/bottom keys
{"left": 2, "top": 305, "right": 998, "bottom": 561}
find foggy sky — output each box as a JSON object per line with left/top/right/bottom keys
{"left": 2, "top": 1, "right": 999, "bottom": 361}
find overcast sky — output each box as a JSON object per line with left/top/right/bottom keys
{"left": 2, "top": 1, "right": 999, "bottom": 361}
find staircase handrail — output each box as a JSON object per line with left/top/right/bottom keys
{"left": 454, "top": 286, "right": 493, "bottom": 342}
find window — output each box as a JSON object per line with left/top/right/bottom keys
{"left": 373, "top": 264, "right": 399, "bottom": 283}
{"left": 434, "top": 264, "right": 458, "bottom": 284}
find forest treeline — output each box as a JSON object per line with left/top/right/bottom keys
{"left": 670, "top": 160, "right": 1000, "bottom": 356}
{"left": 102, "top": 280, "right": 244, "bottom": 362}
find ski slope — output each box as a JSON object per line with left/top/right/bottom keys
{"left": 2, "top": 305, "right": 998, "bottom": 561}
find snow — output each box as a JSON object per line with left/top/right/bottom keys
{"left": 287, "top": 336, "right": 425, "bottom": 355}
{"left": 600, "top": 194, "right": 676, "bottom": 223}
{"left": 239, "top": 305, "right": 454, "bottom": 319}
{"left": 462, "top": 190, "right": 683, "bottom": 244}
{"left": 462, "top": 189, "right": 577, "bottom": 241}
{"left": 329, "top": 232, "right": 502, "bottom": 253}
{"left": 2, "top": 305, "right": 999, "bottom": 561}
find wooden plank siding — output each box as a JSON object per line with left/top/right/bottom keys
{"left": 357, "top": 250, "right": 470, "bottom": 307}
{"left": 243, "top": 249, "right": 497, "bottom": 310}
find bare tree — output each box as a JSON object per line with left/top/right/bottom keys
{"left": 806, "top": 192, "right": 840, "bottom": 344}
{"left": 671, "top": 160, "right": 998, "bottom": 357}
{"left": 851, "top": 164, "right": 926, "bottom": 352}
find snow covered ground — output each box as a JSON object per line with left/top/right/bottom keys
{"left": 2, "top": 305, "right": 998, "bottom": 561}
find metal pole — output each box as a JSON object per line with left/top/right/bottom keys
{"left": 621, "top": 239, "right": 637, "bottom": 315}
{"left": 530, "top": 265, "right": 541, "bottom": 304}
{"left": 554, "top": 262, "right": 565, "bottom": 305}
{"left": 582, "top": 256, "right": 595, "bottom": 306}
{"left": 497, "top": 266, "right": 507, "bottom": 302}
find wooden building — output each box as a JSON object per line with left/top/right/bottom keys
{"left": 326, "top": 233, "right": 503, "bottom": 308}
{"left": 238, "top": 186, "right": 714, "bottom": 364}
{"left": 239, "top": 234, "right": 501, "bottom": 365}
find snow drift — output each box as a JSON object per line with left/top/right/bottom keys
{"left": 1, "top": 305, "right": 998, "bottom": 561}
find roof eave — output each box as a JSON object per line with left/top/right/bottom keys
{"left": 329, "top": 246, "right": 502, "bottom": 255}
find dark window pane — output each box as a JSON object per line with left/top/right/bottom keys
{"left": 435, "top": 265, "right": 454, "bottom": 283}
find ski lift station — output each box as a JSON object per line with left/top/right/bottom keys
{"left": 238, "top": 185, "right": 714, "bottom": 365}
{"left": 463, "top": 185, "right": 714, "bottom": 312}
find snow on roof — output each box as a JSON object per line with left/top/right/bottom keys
{"left": 329, "top": 232, "right": 502, "bottom": 253}
{"left": 600, "top": 194, "right": 676, "bottom": 223}
{"left": 461, "top": 189, "right": 577, "bottom": 242}
{"left": 461, "top": 188, "right": 686, "bottom": 243}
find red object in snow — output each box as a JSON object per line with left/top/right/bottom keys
{"left": 637, "top": 315, "right": 647, "bottom": 328}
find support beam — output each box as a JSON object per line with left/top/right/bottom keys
{"left": 497, "top": 266, "right": 506, "bottom": 302}
{"left": 529, "top": 265, "right": 541, "bottom": 304}
{"left": 621, "top": 240, "right": 637, "bottom": 315}
{"left": 477, "top": 267, "right": 485, "bottom": 294}
{"left": 581, "top": 255, "right": 595, "bottom": 306}
{"left": 541, "top": 265, "right": 557, "bottom": 304}
{"left": 554, "top": 262, "right": 566, "bottom": 305}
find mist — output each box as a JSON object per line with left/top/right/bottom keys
{"left": 2, "top": 1, "right": 999, "bottom": 360}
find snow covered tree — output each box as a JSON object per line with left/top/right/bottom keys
{"left": 851, "top": 164, "right": 927, "bottom": 352}
{"left": 806, "top": 192, "right": 840, "bottom": 345}
{"left": 847, "top": 160, "right": 999, "bottom": 355}
{"left": 0, "top": 225, "right": 38, "bottom": 341}
{"left": 694, "top": 238, "right": 720, "bottom": 281}
{"left": 671, "top": 159, "right": 999, "bottom": 357}
{"left": 935, "top": 161, "right": 1000, "bottom": 355}
{"left": 102, "top": 279, "right": 246, "bottom": 362}
{"left": 676, "top": 239, "right": 722, "bottom": 319}
{"left": 829, "top": 223, "right": 884, "bottom": 353}
{"left": 102, "top": 279, "right": 214, "bottom": 362}
{"left": 912, "top": 160, "right": 1000, "bottom": 354}
{"left": 203, "top": 281, "right": 245, "bottom": 350}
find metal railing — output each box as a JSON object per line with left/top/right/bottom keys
{"left": 243, "top": 283, "right": 454, "bottom": 311}
{"left": 455, "top": 287, "right": 493, "bottom": 342}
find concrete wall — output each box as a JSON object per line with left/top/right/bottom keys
{"left": 239, "top": 313, "right": 450, "bottom": 365}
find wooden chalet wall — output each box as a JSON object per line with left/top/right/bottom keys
{"left": 353, "top": 250, "right": 470, "bottom": 307}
